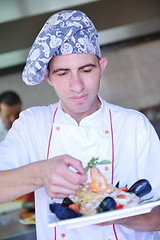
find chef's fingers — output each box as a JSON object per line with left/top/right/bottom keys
{"left": 47, "top": 184, "right": 78, "bottom": 199}
{"left": 64, "top": 155, "right": 86, "bottom": 175}
{"left": 63, "top": 166, "right": 87, "bottom": 185}
{"left": 49, "top": 174, "right": 82, "bottom": 191}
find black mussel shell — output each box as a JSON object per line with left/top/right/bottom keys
{"left": 97, "top": 197, "right": 116, "bottom": 213}
{"left": 62, "top": 197, "right": 74, "bottom": 207}
{"left": 49, "top": 203, "right": 61, "bottom": 213}
{"left": 127, "top": 179, "right": 152, "bottom": 197}
{"left": 49, "top": 203, "right": 82, "bottom": 220}
{"left": 115, "top": 181, "right": 120, "bottom": 188}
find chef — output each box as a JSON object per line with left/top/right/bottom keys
{"left": 0, "top": 10, "right": 160, "bottom": 240}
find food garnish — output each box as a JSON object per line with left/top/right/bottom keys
{"left": 83, "top": 157, "right": 111, "bottom": 173}
{"left": 50, "top": 158, "right": 152, "bottom": 220}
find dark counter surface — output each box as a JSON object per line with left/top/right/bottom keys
{"left": 0, "top": 211, "right": 36, "bottom": 240}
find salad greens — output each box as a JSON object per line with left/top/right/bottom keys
{"left": 83, "top": 157, "right": 111, "bottom": 173}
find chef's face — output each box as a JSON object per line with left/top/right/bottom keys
{"left": 46, "top": 53, "right": 107, "bottom": 121}
{"left": 0, "top": 103, "right": 21, "bottom": 129}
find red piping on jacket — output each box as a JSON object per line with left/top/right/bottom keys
{"left": 47, "top": 107, "right": 58, "bottom": 160}
{"left": 47, "top": 107, "right": 118, "bottom": 240}
{"left": 46, "top": 107, "right": 58, "bottom": 240}
{"left": 109, "top": 109, "right": 118, "bottom": 240}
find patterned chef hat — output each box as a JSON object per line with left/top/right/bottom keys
{"left": 22, "top": 10, "right": 101, "bottom": 86}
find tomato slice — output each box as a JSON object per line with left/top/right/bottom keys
{"left": 69, "top": 204, "right": 81, "bottom": 212}
{"left": 116, "top": 203, "right": 124, "bottom": 209}
{"left": 119, "top": 187, "right": 128, "bottom": 192}
{"left": 116, "top": 194, "right": 126, "bottom": 198}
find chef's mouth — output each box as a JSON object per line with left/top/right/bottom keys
{"left": 70, "top": 94, "right": 88, "bottom": 102}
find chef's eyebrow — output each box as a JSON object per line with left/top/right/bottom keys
{"left": 52, "top": 64, "right": 97, "bottom": 74}
{"left": 52, "top": 68, "right": 69, "bottom": 74}
{"left": 79, "top": 63, "right": 97, "bottom": 70}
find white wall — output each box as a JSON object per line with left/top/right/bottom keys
{"left": 101, "top": 39, "right": 160, "bottom": 110}
{"left": 0, "top": 39, "right": 160, "bottom": 111}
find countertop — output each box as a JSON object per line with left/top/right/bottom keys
{"left": 0, "top": 211, "right": 36, "bottom": 240}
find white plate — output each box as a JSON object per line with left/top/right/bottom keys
{"left": 48, "top": 198, "right": 160, "bottom": 229}
{"left": 19, "top": 215, "right": 36, "bottom": 225}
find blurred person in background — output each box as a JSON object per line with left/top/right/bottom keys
{"left": 0, "top": 91, "right": 22, "bottom": 141}
{"left": 0, "top": 91, "right": 34, "bottom": 214}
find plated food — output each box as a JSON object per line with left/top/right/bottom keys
{"left": 18, "top": 193, "right": 35, "bottom": 224}
{"left": 19, "top": 214, "right": 36, "bottom": 225}
{"left": 49, "top": 161, "right": 152, "bottom": 220}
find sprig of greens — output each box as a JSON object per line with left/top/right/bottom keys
{"left": 83, "top": 157, "right": 111, "bottom": 173}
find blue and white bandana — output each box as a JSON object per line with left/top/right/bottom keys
{"left": 22, "top": 10, "right": 101, "bottom": 86}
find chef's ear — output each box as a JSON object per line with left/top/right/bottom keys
{"left": 45, "top": 69, "right": 53, "bottom": 86}
{"left": 99, "top": 57, "right": 108, "bottom": 78}
{"left": 99, "top": 57, "right": 108, "bottom": 72}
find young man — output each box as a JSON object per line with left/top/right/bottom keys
{"left": 0, "top": 91, "right": 22, "bottom": 141}
{"left": 0, "top": 10, "right": 160, "bottom": 240}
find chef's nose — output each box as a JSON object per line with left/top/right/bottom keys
{"left": 69, "top": 73, "right": 84, "bottom": 93}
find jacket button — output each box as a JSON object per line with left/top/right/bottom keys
{"left": 61, "top": 233, "right": 65, "bottom": 238}
{"left": 105, "top": 166, "right": 108, "bottom": 170}
{"left": 105, "top": 130, "right": 109, "bottom": 134}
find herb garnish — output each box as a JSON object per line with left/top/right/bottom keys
{"left": 83, "top": 157, "right": 111, "bottom": 173}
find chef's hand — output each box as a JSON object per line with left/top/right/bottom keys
{"left": 97, "top": 206, "right": 160, "bottom": 231}
{"left": 40, "top": 154, "right": 87, "bottom": 199}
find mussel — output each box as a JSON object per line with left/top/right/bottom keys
{"left": 127, "top": 179, "right": 152, "bottom": 197}
{"left": 49, "top": 203, "right": 82, "bottom": 220}
{"left": 97, "top": 197, "right": 116, "bottom": 213}
{"left": 62, "top": 197, "right": 74, "bottom": 207}
{"left": 115, "top": 181, "right": 120, "bottom": 188}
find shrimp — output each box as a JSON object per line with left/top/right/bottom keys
{"left": 88, "top": 166, "right": 114, "bottom": 193}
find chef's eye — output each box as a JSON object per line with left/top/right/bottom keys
{"left": 58, "top": 71, "right": 67, "bottom": 76}
{"left": 83, "top": 68, "right": 92, "bottom": 73}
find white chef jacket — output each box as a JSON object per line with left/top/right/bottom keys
{"left": 0, "top": 98, "right": 160, "bottom": 240}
